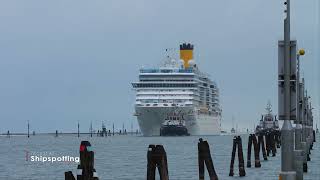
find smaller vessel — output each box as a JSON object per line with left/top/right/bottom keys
{"left": 255, "top": 102, "right": 279, "bottom": 134}
{"left": 230, "top": 116, "right": 236, "bottom": 134}
{"left": 221, "top": 130, "right": 227, "bottom": 134}
{"left": 160, "top": 114, "right": 190, "bottom": 136}
{"left": 98, "top": 122, "right": 108, "bottom": 137}
{"left": 230, "top": 128, "right": 236, "bottom": 134}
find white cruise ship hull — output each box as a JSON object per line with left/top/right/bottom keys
{"left": 135, "top": 106, "right": 221, "bottom": 136}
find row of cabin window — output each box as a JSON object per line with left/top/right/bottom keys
{"left": 134, "top": 84, "right": 195, "bottom": 88}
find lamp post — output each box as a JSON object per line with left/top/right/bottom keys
{"left": 278, "top": 0, "right": 297, "bottom": 179}
{"left": 295, "top": 49, "right": 305, "bottom": 147}
{"left": 294, "top": 49, "right": 305, "bottom": 180}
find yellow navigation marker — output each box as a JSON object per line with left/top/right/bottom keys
{"left": 298, "top": 49, "right": 305, "bottom": 56}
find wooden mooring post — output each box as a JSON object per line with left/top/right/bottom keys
{"left": 275, "top": 131, "right": 281, "bottom": 148}
{"left": 247, "top": 134, "right": 261, "bottom": 168}
{"left": 258, "top": 135, "right": 268, "bottom": 160}
{"left": 270, "top": 131, "right": 277, "bottom": 156}
{"left": 198, "top": 138, "right": 218, "bottom": 180}
{"left": 265, "top": 132, "right": 271, "bottom": 156}
{"left": 265, "top": 132, "right": 276, "bottom": 157}
{"left": 313, "top": 130, "right": 316, "bottom": 142}
{"left": 65, "top": 172, "right": 76, "bottom": 180}
{"left": 229, "top": 136, "right": 246, "bottom": 177}
{"left": 65, "top": 141, "right": 99, "bottom": 180}
{"left": 146, "top": 145, "right": 169, "bottom": 180}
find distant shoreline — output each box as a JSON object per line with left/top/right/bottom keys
{"left": 0, "top": 132, "right": 140, "bottom": 136}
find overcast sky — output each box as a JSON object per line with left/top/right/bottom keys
{"left": 0, "top": 0, "right": 319, "bottom": 133}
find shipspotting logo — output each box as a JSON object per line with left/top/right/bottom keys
{"left": 25, "top": 150, "right": 79, "bottom": 163}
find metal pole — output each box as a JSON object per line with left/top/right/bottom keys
{"left": 279, "top": 0, "right": 296, "bottom": 179}
{"left": 302, "top": 80, "right": 307, "bottom": 142}
{"left": 78, "top": 121, "right": 80, "bottom": 138}
{"left": 112, "top": 123, "right": 115, "bottom": 136}
{"left": 294, "top": 51, "right": 305, "bottom": 180}
{"left": 305, "top": 92, "right": 310, "bottom": 151}
{"left": 309, "top": 102, "right": 313, "bottom": 143}
{"left": 301, "top": 88, "right": 310, "bottom": 171}
{"left": 295, "top": 54, "right": 302, "bottom": 150}
{"left": 27, "top": 120, "right": 30, "bottom": 138}
{"left": 90, "top": 121, "right": 93, "bottom": 137}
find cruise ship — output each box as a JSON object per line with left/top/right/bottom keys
{"left": 132, "top": 43, "right": 222, "bottom": 136}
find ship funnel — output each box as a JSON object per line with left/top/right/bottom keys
{"left": 180, "top": 43, "right": 194, "bottom": 68}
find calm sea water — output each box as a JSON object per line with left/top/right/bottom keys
{"left": 0, "top": 134, "right": 319, "bottom": 180}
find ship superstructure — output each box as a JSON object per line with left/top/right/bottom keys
{"left": 132, "top": 43, "right": 222, "bottom": 136}
{"left": 255, "top": 102, "right": 280, "bottom": 134}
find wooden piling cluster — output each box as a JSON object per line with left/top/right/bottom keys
{"left": 65, "top": 141, "right": 99, "bottom": 180}
{"left": 245, "top": 130, "right": 281, "bottom": 174}
{"left": 63, "top": 139, "right": 218, "bottom": 180}
{"left": 146, "top": 145, "right": 169, "bottom": 180}
{"left": 246, "top": 134, "right": 261, "bottom": 168}
{"left": 257, "top": 135, "right": 268, "bottom": 160}
{"left": 229, "top": 136, "right": 246, "bottom": 177}
{"left": 301, "top": 128, "right": 317, "bottom": 174}
{"left": 60, "top": 133, "right": 297, "bottom": 180}
{"left": 198, "top": 138, "right": 218, "bottom": 180}
{"left": 265, "top": 131, "right": 277, "bottom": 157}
{"left": 256, "top": 130, "right": 281, "bottom": 149}
{"left": 146, "top": 138, "right": 219, "bottom": 180}
{"left": 306, "top": 130, "right": 316, "bottom": 171}
{"left": 307, "top": 147, "right": 311, "bottom": 161}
